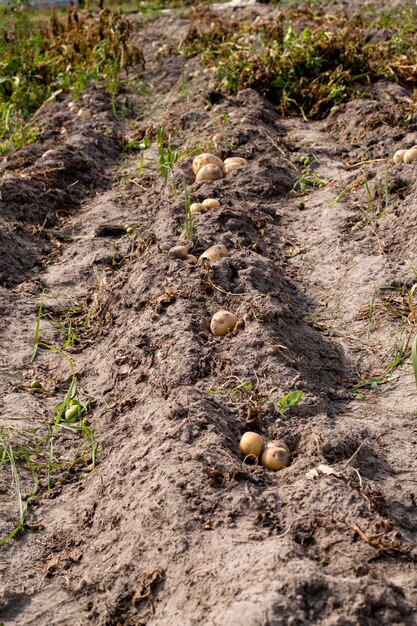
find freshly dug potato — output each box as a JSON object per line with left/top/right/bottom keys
{"left": 199, "top": 243, "right": 228, "bottom": 262}
{"left": 224, "top": 157, "right": 249, "bottom": 167}
{"left": 190, "top": 202, "right": 205, "bottom": 214}
{"left": 403, "top": 148, "right": 417, "bottom": 163}
{"left": 223, "top": 157, "right": 249, "bottom": 175}
{"left": 196, "top": 164, "right": 223, "bottom": 182}
{"left": 261, "top": 442, "right": 291, "bottom": 471}
{"left": 239, "top": 432, "right": 264, "bottom": 459}
{"left": 77, "top": 108, "right": 92, "bottom": 119}
{"left": 210, "top": 310, "right": 237, "bottom": 336}
{"left": 202, "top": 198, "right": 220, "bottom": 209}
{"left": 186, "top": 254, "right": 198, "bottom": 263}
{"left": 169, "top": 245, "right": 188, "bottom": 260}
{"left": 393, "top": 149, "right": 407, "bottom": 164}
{"left": 192, "top": 153, "right": 224, "bottom": 175}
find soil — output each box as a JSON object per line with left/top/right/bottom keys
{"left": 1, "top": 3, "right": 417, "bottom": 626}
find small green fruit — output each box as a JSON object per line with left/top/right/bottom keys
{"left": 65, "top": 405, "right": 82, "bottom": 422}
{"left": 125, "top": 226, "right": 133, "bottom": 234}
{"left": 30, "top": 380, "right": 42, "bottom": 389}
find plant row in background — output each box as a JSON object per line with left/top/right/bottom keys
{"left": 0, "top": 0, "right": 144, "bottom": 153}
{"left": 182, "top": 2, "right": 417, "bottom": 119}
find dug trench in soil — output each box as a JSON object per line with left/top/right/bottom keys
{"left": 1, "top": 6, "right": 417, "bottom": 626}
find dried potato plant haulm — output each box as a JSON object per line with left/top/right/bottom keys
{"left": 0, "top": 2, "right": 417, "bottom": 626}
{"left": 0, "top": 2, "right": 144, "bottom": 154}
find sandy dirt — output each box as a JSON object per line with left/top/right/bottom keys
{"left": 1, "top": 3, "right": 417, "bottom": 625}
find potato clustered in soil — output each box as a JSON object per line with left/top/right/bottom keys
{"left": 239, "top": 432, "right": 291, "bottom": 471}
{"left": 393, "top": 147, "right": 417, "bottom": 164}
{"left": 192, "top": 153, "right": 249, "bottom": 182}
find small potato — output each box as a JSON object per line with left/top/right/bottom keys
{"left": 202, "top": 198, "right": 220, "bottom": 209}
{"left": 169, "top": 245, "right": 188, "bottom": 260}
{"left": 224, "top": 157, "right": 249, "bottom": 167}
{"left": 403, "top": 148, "right": 417, "bottom": 163}
{"left": 261, "top": 442, "right": 291, "bottom": 471}
{"left": 77, "top": 108, "right": 92, "bottom": 119}
{"left": 224, "top": 157, "right": 249, "bottom": 174}
{"left": 196, "top": 164, "right": 223, "bottom": 182}
{"left": 239, "top": 432, "right": 264, "bottom": 459}
{"left": 190, "top": 202, "right": 205, "bottom": 214}
{"left": 210, "top": 310, "right": 237, "bottom": 336}
{"left": 393, "top": 149, "right": 407, "bottom": 164}
{"left": 199, "top": 243, "right": 228, "bottom": 263}
{"left": 186, "top": 254, "right": 198, "bottom": 263}
{"left": 192, "top": 153, "right": 224, "bottom": 175}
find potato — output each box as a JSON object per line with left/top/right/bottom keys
{"left": 261, "top": 442, "right": 291, "bottom": 471}
{"left": 202, "top": 198, "right": 220, "bottom": 209}
{"left": 224, "top": 157, "right": 249, "bottom": 167}
{"left": 393, "top": 149, "right": 407, "bottom": 164}
{"left": 169, "top": 245, "right": 188, "bottom": 260}
{"left": 210, "top": 310, "right": 237, "bottom": 336}
{"left": 199, "top": 243, "right": 228, "bottom": 263}
{"left": 223, "top": 157, "right": 249, "bottom": 174}
{"left": 239, "top": 432, "right": 264, "bottom": 459}
{"left": 77, "top": 108, "right": 92, "bottom": 119}
{"left": 186, "top": 254, "right": 198, "bottom": 263}
{"left": 190, "top": 202, "right": 205, "bottom": 214}
{"left": 196, "top": 164, "right": 223, "bottom": 182}
{"left": 192, "top": 153, "right": 224, "bottom": 175}
{"left": 403, "top": 148, "right": 417, "bottom": 163}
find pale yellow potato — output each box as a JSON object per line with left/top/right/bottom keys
{"left": 239, "top": 432, "right": 264, "bottom": 458}
{"left": 261, "top": 442, "right": 291, "bottom": 471}
{"left": 223, "top": 157, "right": 249, "bottom": 174}
{"left": 186, "top": 254, "right": 198, "bottom": 264}
{"left": 169, "top": 245, "right": 188, "bottom": 260}
{"left": 210, "top": 310, "right": 237, "bottom": 336}
{"left": 196, "top": 164, "right": 223, "bottom": 182}
{"left": 190, "top": 202, "right": 205, "bottom": 214}
{"left": 403, "top": 148, "right": 417, "bottom": 163}
{"left": 192, "top": 153, "right": 224, "bottom": 175}
{"left": 202, "top": 198, "right": 220, "bottom": 209}
{"left": 77, "top": 108, "right": 92, "bottom": 119}
{"left": 224, "top": 157, "right": 249, "bottom": 167}
{"left": 393, "top": 149, "right": 407, "bottom": 164}
{"left": 199, "top": 244, "right": 228, "bottom": 263}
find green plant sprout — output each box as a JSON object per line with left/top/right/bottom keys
{"left": 276, "top": 390, "right": 303, "bottom": 416}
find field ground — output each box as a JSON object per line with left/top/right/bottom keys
{"left": 1, "top": 1, "right": 417, "bottom": 625}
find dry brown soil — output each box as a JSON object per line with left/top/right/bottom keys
{"left": 1, "top": 3, "right": 417, "bottom": 625}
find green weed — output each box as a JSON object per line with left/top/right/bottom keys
{"left": 276, "top": 390, "right": 303, "bottom": 417}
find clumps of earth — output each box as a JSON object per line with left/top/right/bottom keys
{"left": 1, "top": 4, "right": 417, "bottom": 626}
